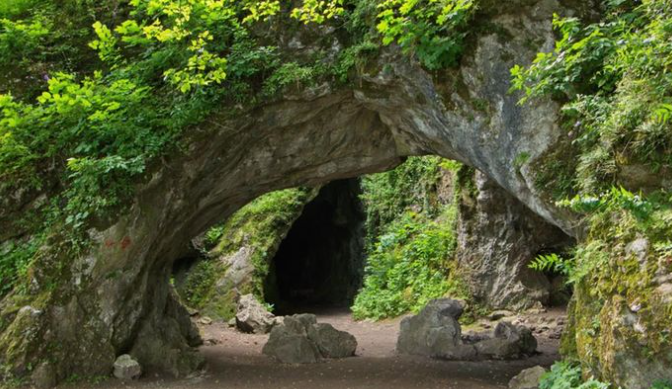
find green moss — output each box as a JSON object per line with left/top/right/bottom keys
{"left": 559, "top": 192, "right": 672, "bottom": 383}
{"left": 176, "top": 260, "right": 221, "bottom": 310}
{"left": 531, "top": 139, "right": 579, "bottom": 201}
{"left": 177, "top": 187, "right": 318, "bottom": 319}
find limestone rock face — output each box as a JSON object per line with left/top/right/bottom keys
{"left": 262, "top": 314, "right": 357, "bottom": 364}
{"left": 113, "top": 355, "right": 142, "bottom": 380}
{"left": 235, "top": 294, "right": 276, "bottom": 334}
{"left": 457, "top": 171, "right": 573, "bottom": 310}
{"left": 509, "top": 366, "right": 546, "bottom": 389}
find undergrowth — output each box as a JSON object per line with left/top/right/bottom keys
{"left": 352, "top": 156, "right": 470, "bottom": 320}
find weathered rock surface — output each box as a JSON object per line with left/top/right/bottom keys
{"left": 5, "top": 1, "right": 668, "bottom": 388}
{"left": 113, "top": 355, "right": 142, "bottom": 380}
{"left": 308, "top": 323, "right": 358, "bottom": 359}
{"left": 457, "top": 171, "right": 573, "bottom": 310}
{"left": 263, "top": 314, "right": 357, "bottom": 363}
{"left": 397, "top": 299, "right": 476, "bottom": 359}
{"left": 235, "top": 294, "right": 276, "bottom": 334}
{"left": 397, "top": 299, "right": 536, "bottom": 360}
{"left": 474, "top": 322, "right": 537, "bottom": 360}
{"left": 509, "top": 366, "right": 546, "bottom": 389}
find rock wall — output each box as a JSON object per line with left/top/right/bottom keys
{"left": 457, "top": 170, "right": 573, "bottom": 310}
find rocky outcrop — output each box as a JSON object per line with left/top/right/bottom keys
{"left": 397, "top": 299, "right": 537, "bottom": 360}
{"left": 457, "top": 170, "right": 573, "bottom": 310}
{"left": 235, "top": 294, "right": 276, "bottom": 334}
{"left": 262, "top": 314, "right": 357, "bottom": 364}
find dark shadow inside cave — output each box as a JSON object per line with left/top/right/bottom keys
{"left": 264, "top": 179, "right": 366, "bottom": 315}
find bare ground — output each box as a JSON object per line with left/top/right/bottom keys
{"left": 62, "top": 308, "right": 565, "bottom": 389}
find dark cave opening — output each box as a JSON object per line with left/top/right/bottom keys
{"left": 265, "top": 179, "right": 366, "bottom": 315}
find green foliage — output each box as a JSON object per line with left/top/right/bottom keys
{"left": 262, "top": 62, "right": 321, "bottom": 97}
{"left": 178, "top": 259, "right": 219, "bottom": 309}
{"left": 361, "top": 156, "right": 450, "bottom": 238}
{"left": 529, "top": 253, "right": 573, "bottom": 277}
{"left": 0, "top": 0, "right": 36, "bottom": 18}
{"left": 0, "top": 236, "right": 42, "bottom": 297}
{"left": 376, "top": 0, "right": 477, "bottom": 69}
{"left": 650, "top": 381, "right": 672, "bottom": 389}
{"left": 539, "top": 361, "right": 610, "bottom": 389}
{"left": 351, "top": 210, "right": 465, "bottom": 320}
{"left": 352, "top": 157, "right": 468, "bottom": 321}
{"left": 513, "top": 0, "right": 672, "bottom": 195}
{"left": 514, "top": 151, "right": 531, "bottom": 170}
{"left": 0, "top": 17, "right": 49, "bottom": 65}
{"left": 558, "top": 186, "right": 653, "bottom": 220}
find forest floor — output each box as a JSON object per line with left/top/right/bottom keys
{"left": 62, "top": 307, "right": 566, "bottom": 389}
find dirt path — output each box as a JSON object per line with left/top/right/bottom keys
{"left": 65, "top": 308, "right": 563, "bottom": 389}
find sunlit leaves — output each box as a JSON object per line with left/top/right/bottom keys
{"left": 375, "top": 0, "right": 475, "bottom": 69}
{"left": 512, "top": 1, "right": 672, "bottom": 197}
{"left": 0, "top": 16, "right": 49, "bottom": 64}
{"left": 291, "top": 0, "right": 345, "bottom": 24}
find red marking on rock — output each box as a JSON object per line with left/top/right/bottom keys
{"left": 120, "top": 236, "right": 132, "bottom": 250}
{"left": 104, "top": 239, "right": 116, "bottom": 248}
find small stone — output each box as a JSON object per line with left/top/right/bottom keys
{"left": 509, "top": 366, "right": 546, "bottom": 389}
{"left": 205, "top": 338, "right": 221, "bottom": 345}
{"left": 113, "top": 354, "right": 142, "bottom": 380}
{"left": 31, "top": 362, "right": 57, "bottom": 389}
{"left": 228, "top": 318, "right": 237, "bottom": 327}
{"left": 236, "top": 294, "right": 276, "bottom": 334}
{"left": 489, "top": 310, "right": 515, "bottom": 321}
{"left": 199, "top": 316, "right": 213, "bottom": 325}
{"left": 187, "top": 307, "right": 199, "bottom": 317}
{"left": 262, "top": 314, "right": 357, "bottom": 364}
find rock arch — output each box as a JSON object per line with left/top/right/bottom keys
{"left": 1, "top": 0, "right": 586, "bottom": 385}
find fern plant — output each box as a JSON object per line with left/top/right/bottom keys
{"left": 528, "top": 253, "right": 573, "bottom": 277}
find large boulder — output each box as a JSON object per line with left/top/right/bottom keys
{"left": 308, "top": 323, "right": 357, "bottom": 359}
{"left": 397, "top": 299, "right": 537, "bottom": 361}
{"left": 474, "top": 322, "right": 537, "bottom": 359}
{"left": 235, "top": 294, "right": 276, "bottom": 334}
{"left": 397, "top": 299, "right": 477, "bottom": 359}
{"left": 509, "top": 366, "right": 547, "bottom": 389}
{"left": 113, "top": 355, "right": 142, "bottom": 380}
{"left": 262, "top": 314, "right": 357, "bottom": 364}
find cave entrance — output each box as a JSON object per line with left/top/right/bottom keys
{"left": 264, "top": 178, "right": 366, "bottom": 315}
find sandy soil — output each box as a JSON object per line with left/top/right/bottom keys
{"left": 63, "top": 308, "right": 564, "bottom": 389}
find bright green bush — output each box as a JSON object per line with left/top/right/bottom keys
{"left": 352, "top": 210, "right": 465, "bottom": 320}
{"left": 361, "top": 156, "right": 454, "bottom": 238}
{"left": 352, "top": 157, "right": 467, "bottom": 320}
{"left": 539, "top": 362, "right": 610, "bottom": 389}
{"left": 512, "top": 0, "right": 672, "bottom": 195}
{"left": 650, "top": 381, "right": 672, "bottom": 389}
{"left": 376, "top": 0, "right": 477, "bottom": 69}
